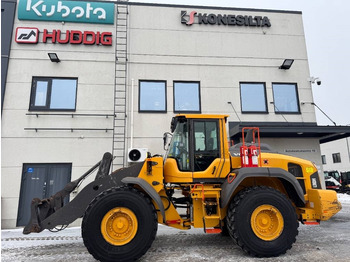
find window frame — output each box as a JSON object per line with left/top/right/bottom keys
{"left": 192, "top": 119, "right": 221, "bottom": 171}
{"left": 138, "top": 80, "right": 167, "bottom": 113}
{"left": 272, "top": 82, "right": 301, "bottom": 114}
{"left": 332, "top": 153, "right": 341, "bottom": 163}
{"left": 321, "top": 155, "right": 327, "bottom": 165}
{"left": 173, "top": 81, "right": 201, "bottom": 114}
{"left": 239, "top": 82, "right": 268, "bottom": 114}
{"left": 29, "top": 77, "right": 78, "bottom": 111}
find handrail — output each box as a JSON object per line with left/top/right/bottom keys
{"left": 24, "top": 128, "right": 113, "bottom": 132}
{"left": 26, "top": 113, "right": 116, "bottom": 118}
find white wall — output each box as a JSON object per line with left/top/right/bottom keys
{"left": 321, "top": 138, "right": 350, "bottom": 172}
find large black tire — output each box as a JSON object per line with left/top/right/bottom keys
{"left": 82, "top": 187, "right": 158, "bottom": 262}
{"left": 226, "top": 186, "right": 299, "bottom": 257}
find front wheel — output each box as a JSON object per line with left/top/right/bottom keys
{"left": 226, "top": 186, "right": 299, "bottom": 257}
{"left": 82, "top": 187, "right": 158, "bottom": 262}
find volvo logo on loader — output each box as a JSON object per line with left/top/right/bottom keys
{"left": 15, "top": 27, "right": 39, "bottom": 43}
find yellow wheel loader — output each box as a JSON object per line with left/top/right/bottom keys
{"left": 23, "top": 114, "right": 342, "bottom": 261}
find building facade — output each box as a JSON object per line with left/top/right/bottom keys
{"left": 2, "top": 0, "right": 349, "bottom": 229}
{"left": 321, "top": 138, "right": 350, "bottom": 173}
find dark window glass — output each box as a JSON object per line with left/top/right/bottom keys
{"left": 194, "top": 120, "right": 220, "bottom": 171}
{"left": 272, "top": 83, "right": 300, "bottom": 113}
{"left": 332, "top": 153, "right": 341, "bottom": 163}
{"left": 321, "top": 155, "right": 326, "bottom": 165}
{"left": 174, "top": 82, "right": 200, "bottom": 113}
{"left": 139, "top": 81, "right": 166, "bottom": 112}
{"left": 29, "top": 77, "right": 77, "bottom": 111}
{"left": 240, "top": 83, "right": 267, "bottom": 113}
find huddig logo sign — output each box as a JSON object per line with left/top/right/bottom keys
{"left": 15, "top": 27, "right": 112, "bottom": 46}
{"left": 181, "top": 11, "right": 271, "bottom": 27}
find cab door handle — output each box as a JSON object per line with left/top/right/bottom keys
{"left": 212, "top": 166, "right": 216, "bottom": 175}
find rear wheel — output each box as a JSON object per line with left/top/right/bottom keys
{"left": 82, "top": 187, "right": 158, "bottom": 262}
{"left": 226, "top": 186, "right": 298, "bottom": 257}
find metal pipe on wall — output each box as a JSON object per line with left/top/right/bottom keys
{"left": 130, "top": 78, "right": 134, "bottom": 149}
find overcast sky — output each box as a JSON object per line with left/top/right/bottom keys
{"left": 130, "top": 0, "right": 350, "bottom": 126}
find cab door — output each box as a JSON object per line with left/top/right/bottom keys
{"left": 192, "top": 119, "right": 224, "bottom": 180}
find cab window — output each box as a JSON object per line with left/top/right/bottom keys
{"left": 193, "top": 121, "right": 220, "bottom": 171}
{"left": 167, "top": 121, "right": 190, "bottom": 171}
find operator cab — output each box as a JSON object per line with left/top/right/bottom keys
{"left": 163, "top": 115, "right": 230, "bottom": 183}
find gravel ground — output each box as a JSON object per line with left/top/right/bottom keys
{"left": 1, "top": 193, "right": 349, "bottom": 262}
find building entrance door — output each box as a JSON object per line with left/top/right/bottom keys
{"left": 17, "top": 163, "right": 72, "bottom": 226}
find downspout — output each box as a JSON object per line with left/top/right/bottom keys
{"left": 130, "top": 78, "right": 134, "bottom": 149}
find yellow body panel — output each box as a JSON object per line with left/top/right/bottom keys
{"left": 176, "top": 114, "right": 229, "bottom": 119}
{"left": 258, "top": 152, "right": 316, "bottom": 193}
{"left": 164, "top": 158, "right": 193, "bottom": 183}
{"left": 136, "top": 157, "right": 165, "bottom": 193}
{"left": 191, "top": 185, "right": 222, "bottom": 228}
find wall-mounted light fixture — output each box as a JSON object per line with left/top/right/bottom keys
{"left": 279, "top": 59, "right": 294, "bottom": 70}
{"left": 48, "top": 53, "right": 60, "bottom": 63}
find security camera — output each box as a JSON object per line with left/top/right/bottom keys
{"left": 308, "top": 76, "right": 321, "bottom": 85}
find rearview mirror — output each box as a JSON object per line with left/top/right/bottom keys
{"left": 163, "top": 132, "right": 172, "bottom": 150}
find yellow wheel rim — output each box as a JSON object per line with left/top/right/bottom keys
{"left": 250, "top": 204, "right": 284, "bottom": 241}
{"left": 101, "top": 207, "right": 138, "bottom": 246}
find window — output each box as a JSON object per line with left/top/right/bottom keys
{"left": 272, "top": 83, "right": 300, "bottom": 113}
{"left": 194, "top": 120, "right": 220, "bottom": 171}
{"left": 167, "top": 120, "right": 190, "bottom": 171}
{"left": 29, "top": 77, "right": 77, "bottom": 111}
{"left": 174, "top": 81, "right": 201, "bottom": 113}
{"left": 321, "top": 155, "right": 327, "bottom": 165}
{"left": 332, "top": 153, "right": 341, "bottom": 163}
{"left": 240, "top": 83, "right": 267, "bottom": 113}
{"left": 139, "top": 80, "right": 166, "bottom": 112}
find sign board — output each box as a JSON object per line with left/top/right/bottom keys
{"left": 15, "top": 27, "right": 39, "bottom": 43}
{"left": 181, "top": 10, "right": 271, "bottom": 27}
{"left": 18, "top": 0, "right": 115, "bottom": 24}
{"left": 15, "top": 27, "right": 113, "bottom": 46}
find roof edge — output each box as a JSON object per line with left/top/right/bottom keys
{"left": 120, "top": 1, "right": 302, "bottom": 15}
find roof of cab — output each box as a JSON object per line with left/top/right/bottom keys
{"left": 176, "top": 114, "right": 229, "bottom": 119}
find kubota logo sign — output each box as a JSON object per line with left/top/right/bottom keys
{"left": 17, "top": 0, "right": 114, "bottom": 24}
{"left": 15, "top": 27, "right": 112, "bottom": 46}
{"left": 181, "top": 10, "right": 271, "bottom": 27}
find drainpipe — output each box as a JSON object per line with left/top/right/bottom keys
{"left": 130, "top": 79, "right": 134, "bottom": 149}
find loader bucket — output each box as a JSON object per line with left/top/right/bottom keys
{"left": 23, "top": 152, "right": 116, "bottom": 234}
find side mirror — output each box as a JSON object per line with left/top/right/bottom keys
{"left": 163, "top": 132, "right": 172, "bottom": 150}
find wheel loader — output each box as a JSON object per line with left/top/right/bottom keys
{"left": 23, "top": 114, "right": 342, "bottom": 261}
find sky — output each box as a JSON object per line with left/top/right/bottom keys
{"left": 130, "top": 0, "right": 350, "bottom": 126}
